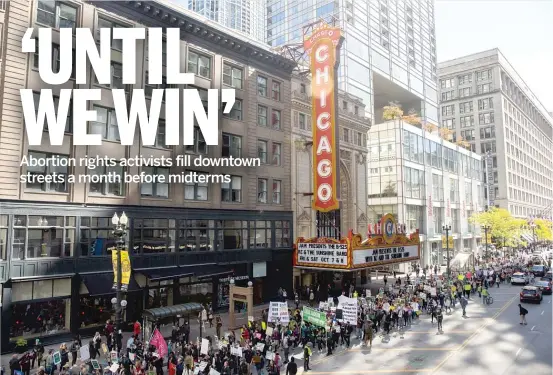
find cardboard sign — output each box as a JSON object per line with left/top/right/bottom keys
{"left": 79, "top": 346, "right": 90, "bottom": 361}
{"left": 201, "top": 338, "right": 209, "bottom": 355}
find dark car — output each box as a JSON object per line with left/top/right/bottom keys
{"left": 543, "top": 271, "right": 553, "bottom": 282}
{"left": 520, "top": 286, "right": 543, "bottom": 303}
{"left": 531, "top": 265, "right": 548, "bottom": 277}
{"left": 535, "top": 280, "right": 552, "bottom": 295}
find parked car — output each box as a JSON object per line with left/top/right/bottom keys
{"left": 511, "top": 272, "right": 529, "bottom": 285}
{"left": 531, "top": 265, "right": 548, "bottom": 277}
{"left": 520, "top": 286, "right": 543, "bottom": 303}
{"left": 535, "top": 280, "right": 552, "bottom": 295}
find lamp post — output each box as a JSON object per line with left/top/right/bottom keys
{"left": 442, "top": 224, "right": 451, "bottom": 280}
{"left": 111, "top": 212, "right": 128, "bottom": 334}
{"left": 530, "top": 222, "right": 537, "bottom": 253}
{"left": 483, "top": 224, "right": 491, "bottom": 260}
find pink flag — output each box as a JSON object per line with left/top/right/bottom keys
{"left": 150, "top": 328, "right": 168, "bottom": 358}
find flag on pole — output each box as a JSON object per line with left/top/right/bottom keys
{"left": 149, "top": 328, "right": 168, "bottom": 358}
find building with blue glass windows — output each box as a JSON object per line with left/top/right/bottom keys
{"left": 267, "top": 0, "right": 439, "bottom": 128}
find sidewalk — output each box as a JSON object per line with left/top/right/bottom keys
{"left": 1, "top": 303, "right": 269, "bottom": 370}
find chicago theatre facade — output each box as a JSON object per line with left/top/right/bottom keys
{"left": 0, "top": 0, "right": 296, "bottom": 350}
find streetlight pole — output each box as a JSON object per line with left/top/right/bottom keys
{"left": 530, "top": 222, "right": 537, "bottom": 253}
{"left": 112, "top": 212, "right": 128, "bottom": 334}
{"left": 442, "top": 224, "right": 451, "bottom": 280}
{"left": 483, "top": 224, "right": 491, "bottom": 260}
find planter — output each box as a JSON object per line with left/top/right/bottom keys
{"left": 15, "top": 344, "right": 28, "bottom": 353}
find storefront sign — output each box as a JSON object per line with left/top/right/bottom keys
{"left": 303, "top": 306, "right": 327, "bottom": 327}
{"left": 304, "top": 23, "right": 342, "bottom": 212}
{"left": 352, "top": 245, "right": 419, "bottom": 267}
{"left": 219, "top": 275, "right": 249, "bottom": 283}
{"left": 297, "top": 242, "right": 348, "bottom": 267}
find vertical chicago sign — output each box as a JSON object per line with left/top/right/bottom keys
{"left": 304, "top": 24, "right": 343, "bottom": 212}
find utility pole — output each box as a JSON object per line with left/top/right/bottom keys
{"left": 483, "top": 224, "right": 491, "bottom": 260}
{"left": 442, "top": 224, "right": 451, "bottom": 280}
{"left": 112, "top": 212, "right": 129, "bottom": 334}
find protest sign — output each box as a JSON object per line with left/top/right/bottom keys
{"left": 337, "top": 295, "right": 357, "bottom": 324}
{"left": 265, "top": 327, "right": 273, "bottom": 336}
{"left": 255, "top": 343, "right": 265, "bottom": 351}
{"left": 268, "top": 301, "right": 289, "bottom": 323}
{"left": 319, "top": 302, "right": 329, "bottom": 310}
{"left": 110, "top": 351, "right": 118, "bottom": 363}
{"left": 209, "top": 369, "right": 220, "bottom": 375}
{"left": 79, "top": 346, "right": 90, "bottom": 361}
{"left": 91, "top": 360, "right": 100, "bottom": 370}
{"left": 109, "top": 364, "right": 119, "bottom": 373}
{"left": 230, "top": 346, "right": 243, "bottom": 357}
{"left": 53, "top": 352, "right": 61, "bottom": 365}
{"left": 265, "top": 351, "right": 275, "bottom": 361}
{"left": 101, "top": 343, "right": 108, "bottom": 354}
{"left": 303, "top": 306, "right": 327, "bottom": 328}
{"left": 199, "top": 362, "right": 208, "bottom": 372}
{"left": 201, "top": 338, "right": 209, "bottom": 355}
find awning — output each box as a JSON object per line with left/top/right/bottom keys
{"left": 142, "top": 302, "right": 203, "bottom": 320}
{"left": 522, "top": 234, "right": 535, "bottom": 243}
{"left": 450, "top": 252, "right": 473, "bottom": 269}
{"left": 81, "top": 273, "right": 140, "bottom": 297}
{"left": 195, "top": 265, "right": 234, "bottom": 279}
{"left": 139, "top": 267, "right": 195, "bottom": 282}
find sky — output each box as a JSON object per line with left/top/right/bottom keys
{"left": 435, "top": 0, "right": 553, "bottom": 115}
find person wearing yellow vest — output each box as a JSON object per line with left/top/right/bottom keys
{"left": 353, "top": 290, "right": 358, "bottom": 298}
{"left": 464, "top": 283, "right": 471, "bottom": 299}
{"left": 303, "top": 343, "right": 312, "bottom": 371}
{"left": 481, "top": 287, "right": 489, "bottom": 304}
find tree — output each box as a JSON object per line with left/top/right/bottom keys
{"left": 438, "top": 127, "right": 454, "bottom": 141}
{"left": 469, "top": 208, "right": 525, "bottom": 248}
{"left": 423, "top": 123, "right": 438, "bottom": 134}
{"left": 382, "top": 102, "right": 403, "bottom": 120}
{"left": 402, "top": 108, "right": 422, "bottom": 126}
{"left": 534, "top": 219, "right": 553, "bottom": 241}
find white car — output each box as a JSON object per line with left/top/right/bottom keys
{"left": 511, "top": 272, "right": 529, "bottom": 285}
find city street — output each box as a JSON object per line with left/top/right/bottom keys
{"left": 293, "top": 283, "right": 552, "bottom": 375}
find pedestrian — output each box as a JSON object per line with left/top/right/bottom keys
{"left": 285, "top": 357, "right": 298, "bottom": 375}
{"left": 518, "top": 304, "right": 528, "bottom": 325}
{"left": 70, "top": 340, "right": 79, "bottom": 366}
{"left": 460, "top": 296, "right": 468, "bottom": 317}
{"left": 215, "top": 316, "right": 223, "bottom": 339}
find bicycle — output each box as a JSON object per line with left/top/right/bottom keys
{"left": 484, "top": 295, "right": 494, "bottom": 305}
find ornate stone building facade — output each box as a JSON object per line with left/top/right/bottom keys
{"left": 290, "top": 74, "right": 371, "bottom": 288}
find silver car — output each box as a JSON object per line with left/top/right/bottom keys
{"left": 511, "top": 272, "right": 529, "bottom": 285}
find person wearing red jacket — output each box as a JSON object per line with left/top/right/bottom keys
{"left": 133, "top": 321, "right": 141, "bottom": 338}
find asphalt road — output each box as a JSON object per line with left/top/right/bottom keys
{"left": 293, "top": 282, "right": 552, "bottom": 375}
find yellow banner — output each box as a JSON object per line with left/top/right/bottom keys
{"left": 485, "top": 234, "right": 492, "bottom": 244}
{"left": 112, "top": 250, "right": 131, "bottom": 289}
{"left": 441, "top": 236, "right": 454, "bottom": 248}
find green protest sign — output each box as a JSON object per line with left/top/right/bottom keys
{"left": 302, "top": 306, "right": 327, "bottom": 328}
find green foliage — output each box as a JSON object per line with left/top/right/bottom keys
{"left": 469, "top": 208, "right": 526, "bottom": 247}
{"left": 15, "top": 338, "right": 27, "bottom": 347}
{"left": 534, "top": 219, "right": 553, "bottom": 241}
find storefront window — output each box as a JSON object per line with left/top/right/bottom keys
{"left": 275, "top": 221, "right": 290, "bottom": 247}
{"left": 179, "top": 282, "right": 212, "bottom": 306}
{"left": 78, "top": 296, "right": 113, "bottom": 329}
{"left": 10, "top": 300, "right": 69, "bottom": 340}
{"left": 147, "top": 281, "right": 173, "bottom": 309}
{"left": 0, "top": 215, "right": 7, "bottom": 260}
{"left": 218, "top": 220, "right": 248, "bottom": 250}
{"left": 177, "top": 220, "right": 214, "bottom": 251}
{"left": 134, "top": 219, "right": 175, "bottom": 254}
{"left": 80, "top": 217, "right": 117, "bottom": 256}
{"left": 249, "top": 221, "right": 272, "bottom": 248}
{"left": 13, "top": 215, "right": 75, "bottom": 259}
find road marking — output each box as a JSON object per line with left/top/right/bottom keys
{"left": 541, "top": 311, "right": 545, "bottom": 315}
{"left": 515, "top": 347, "right": 522, "bottom": 357}
{"left": 531, "top": 325, "right": 536, "bottom": 331}
{"left": 306, "top": 370, "right": 435, "bottom": 374}
{"left": 429, "top": 294, "right": 517, "bottom": 374}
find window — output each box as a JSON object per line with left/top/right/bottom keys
{"left": 184, "top": 127, "right": 207, "bottom": 154}
{"left": 432, "top": 174, "right": 443, "bottom": 201}
{"left": 354, "top": 106, "right": 359, "bottom": 115}
{"left": 270, "top": 179, "right": 282, "bottom": 204}
{"left": 257, "top": 140, "right": 268, "bottom": 163}
{"left": 479, "top": 112, "right": 494, "bottom": 124}
{"left": 298, "top": 113, "right": 306, "bottom": 130}
{"left": 257, "top": 76, "right": 268, "bottom": 96}
{"left": 90, "top": 106, "right": 119, "bottom": 141}
{"left": 441, "top": 91, "right": 453, "bottom": 101}
{"left": 33, "top": 42, "right": 76, "bottom": 79}
{"left": 477, "top": 83, "right": 492, "bottom": 94}
{"left": 0, "top": 215, "right": 6, "bottom": 260}
{"left": 480, "top": 126, "right": 495, "bottom": 139}
{"left": 88, "top": 163, "right": 125, "bottom": 196}
{"left": 258, "top": 105, "right": 268, "bottom": 127}
{"left": 140, "top": 167, "right": 169, "bottom": 198}
{"left": 225, "top": 99, "right": 242, "bottom": 120}
{"left": 222, "top": 176, "right": 242, "bottom": 202}
{"left": 77, "top": 216, "right": 115, "bottom": 256}
{"left": 31, "top": 92, "right": 72, "bottom": 133}
{"left": 222, "top": 63, "right": 243, "bottom": 89}
{"left": 458, "top": 74, "right": 472, "bottom": 85}
{"left": 144, "top": 73, "right": 170, "bottom": 98}
{"left": 25, "top": 151, "right": 68, "bottom": 192}
{"left": 179, "top": 219, "right": 214, "bottom": 251}
{"left": 184, "top": 172, "right": 208, "bottom": 201}
{"left": 458, "top": 87, "right": 471, "bottom": 98}
{"left": 442, "top": 119, "right": 454, "bottom": 129}
{"left": 441, "top": 105, "right": 454, "bottom": 116}
{"left": 478, "top": 98, "right": 493, "bottom": 110}
{"left": 13, "top": 215, "right": 75, "bottom": 259}
{"left": 275, "top": 220, "right": 290, "bottom": 247}
{"left": 272, "top": 143, "right": 281, "bottom": 166}
{"left": 133, "top": 219, "right": 174, "bottom": 254}
{"left": 481, "top": 142, "right": 496, "bottom": 154}
{"left": 272, "top": 109, "right": 281, "bottom": 130}
{"left": 97, "top": 17, "right": 125, "bottom": 50}
{"left": 37, "top": 0, "right": 77, "bottom": 29}
{"left": 300, "top": 83, "right": 306, "bottom": 93}
{"left": 406, "top": 205, "right": 423, "bottom": 233}
{"left": 461, "top": 129, "right": 475, "bottom": 141}
{"left": 187, "top": 50, "right": 211, "bottom": 78}
{"left": 257, "top": 178, "right": 268, "bottom": 203}
{"left": 460, "top": 115, "right": 474, "bottom": 128}
{"left": 272, "top": 81, "right": 281, "bottom": 101}
{"left": 476, "top": 69, "right": 492, "bottom": 81}
{"left": 440, "top": 78, "right": 454, "bottom": 88}
{"left": 222, "top": 133, "right": 241, "bottom": 158}
{"left": 459, "top": 101, "right": 473, "bottom": 114}
{"left": 449, "top": 178, "right": 459, "bottom": 202}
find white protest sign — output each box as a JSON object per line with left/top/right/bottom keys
{"left": 199, "top": 362, "right": 208, "bottom": 371}
{"left": 296, "top": 242, "right": 348, "bottom": 267}
{"left": 209, "top": 369, "right": 220, "bottom": 375}
{"left": 248, "top": 316, "right": 254, "bottom": 322}
{"left": 79, "top": 346, "right": 90, "bottom": 361}
{"left": 366, "top": 289, "right": 371, "bottom": 297}
{"left": 268, "top": 301, "right": 289, "bottom": 323}
{"left": 265, "top": 327, "right": 273, "bottom": 336}
{"left": 319, "top": 302, "right": 329, "bottom": 310}
{"left": 255, "top": 343, "right": 265, "bottom": 351}
{"left": 129, "top": 353, "right": 135, "bottom": 361}
{"left": 201, "top": 338, "right": 209, "bottom": 355}
{"left": 265, "top": 351, "right": 275, "bottom": 361}
{"left": 337, "top": 295, "right": 357, "bottom": 324}
{"left": 430, "top": 288, "right": 437, "bottom": 297}
{"left": 327, "top": 297, "right": 334, "bottom": 307}
{"left": 383, "top": 302, "right": 390, "bottom": 312}
{"left": 109, "top": 364, "right": 119, "bottom": 373}
{"left": 230, "top": 346, "right": 243, "bottom": 357}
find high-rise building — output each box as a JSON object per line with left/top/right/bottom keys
{"left": 169, "top": 0, "right": 265, "bottom": 43}
{"left": 438, "top": 49, "right": 553, "bottom": 218}
{"left": 268, "top": 0, "right": 439, "bottom": 125}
